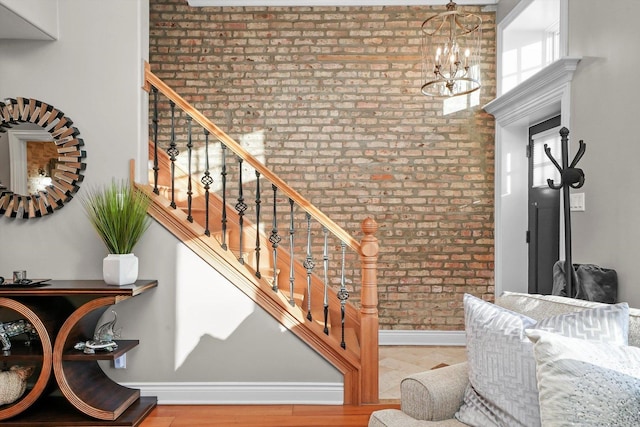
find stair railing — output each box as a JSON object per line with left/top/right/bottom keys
{"left": 141, "top": 62, "right": 379, "bottom": 404}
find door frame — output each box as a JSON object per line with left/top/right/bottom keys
{"left": 484, "top": 57, "right": 580, "bottom": 296}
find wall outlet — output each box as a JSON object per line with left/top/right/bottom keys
{"left": 570, "top": 193, "right": 585, "bottom": 211}
{"left": 114, "top": 354, "right": 126, "bottom": 369}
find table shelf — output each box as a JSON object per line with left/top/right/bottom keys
{"left": 63, "top": 340, "right": 139, "bottom": 361}
{"left": 0, "top": 280, "right": 157, "bottom": 426}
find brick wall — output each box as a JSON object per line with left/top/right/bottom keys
{"left": 149, "top": 0, "right": 496, "bottom": 330}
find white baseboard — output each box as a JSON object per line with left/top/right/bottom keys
{"left": 122, "top": 382, "right": 344, "bottom": 405}
{"left": 379, "top": 330, "right": 466, "bottom": 346}
{"left": 123, "top": 331, "right": 464, "bottom": 404}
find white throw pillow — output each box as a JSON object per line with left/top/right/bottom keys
{"left": 526, "top": 329, "right": 640, "bottom": 427}
{"left": 455, "top": 294, "right": 629, "bottom": 427}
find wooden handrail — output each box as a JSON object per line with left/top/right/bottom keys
{"left": 143, "top": 62, "right": 360, "bottom": 252}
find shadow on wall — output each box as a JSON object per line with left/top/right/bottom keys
{"left": 175, "top": 244, "right": 255, "bottom": 371}
{"left": 173, "top": 244, "right": 341, "bottom": 382}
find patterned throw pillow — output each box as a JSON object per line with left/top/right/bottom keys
{"left": 455, "top": 294, "right": 629, "bottom": 427}
{"left": 526, "top": 329, "right": 640, "bottom": 427}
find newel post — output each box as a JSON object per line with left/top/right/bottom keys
{"left": 359, "top": 217, "right": 379, "bottom": 404}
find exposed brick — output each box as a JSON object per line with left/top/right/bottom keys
{"left": 149, "top": 0, "right": 496, "bottom": 330}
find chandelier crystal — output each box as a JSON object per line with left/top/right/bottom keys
{"left": 421, "top": 1, "right": 482, "bottom": 97}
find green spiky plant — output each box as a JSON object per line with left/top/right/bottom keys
{"left": 81, "top": 180, "right": 152, "bottom": 254}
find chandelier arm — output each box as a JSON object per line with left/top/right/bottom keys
{"left": 454, "top": 14, "right": 481, "bottom": 34}
{"left": 422, "top": 13, "right": 450, "bottom": 36}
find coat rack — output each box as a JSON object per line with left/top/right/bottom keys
{"left": 544, "top": 127, "right": 586, "bottom": 298}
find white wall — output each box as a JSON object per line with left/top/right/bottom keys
{"left": 568, "top": 0, "right": 640, "bottom": 307}
{"left": 0, "top": 0, "right": 340, "bottom": 403}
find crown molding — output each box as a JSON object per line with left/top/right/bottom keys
{"left": 484, "top": 57, "right": 581, "bottom": 125}
{"left": 188, "top": 0, "right": 498, "bottom": 6}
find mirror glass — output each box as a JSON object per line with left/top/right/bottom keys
{"left": 0, "top": 97, "right": 86, "bottom": 219}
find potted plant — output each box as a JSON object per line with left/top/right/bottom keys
{"left": 81, "top": 180, "right": 151, "bottom": 286}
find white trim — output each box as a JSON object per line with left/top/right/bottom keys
{"left": 484, "top": 57, "right": 580, "bottom": 125}
{"left": 122, "top": 381, "right": 344, "bottom": 405}
{"left": 498, "top": 0, "right": 534, "bottom": 29}
{"left": 560, "top": 0, "right": 568, "bottom": 59}
{"left": 188, "top": 0, "right": 497, "bottom": 6}
{"left": 379, "top": 330, "right": 466, "bottom": 346}
{"left": 7, "top": 129, "right": 53, "bottom": 195}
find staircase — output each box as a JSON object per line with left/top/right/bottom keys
{"left": 135, "top": 62, "right": 380, "bottom": 405}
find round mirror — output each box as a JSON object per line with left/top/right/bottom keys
{"left": 0, "top": 97, "right": 86, "bottom": 219}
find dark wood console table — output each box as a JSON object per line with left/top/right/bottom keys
{"left": 0, "top": 279, "right": 157, "bottom": 426}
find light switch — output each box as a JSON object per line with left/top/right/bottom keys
{"left": 570, "top": 193, "right": 585, "bottom": 212}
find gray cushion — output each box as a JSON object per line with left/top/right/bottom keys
{"left": 527, "top": 329, "right": 640, "bottom": 426}
{"left": 497, "top": 291, "right": 640, "bottom": 347}
{"left": 369, "top": 409, "right": 466, "bottom": 427}
{"left": 455, "top": 293, "right": 629, "bottom": 427}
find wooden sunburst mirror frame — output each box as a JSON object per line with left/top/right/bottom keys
{"left": 0, "top": 97, "right": 86, "bottom": 219}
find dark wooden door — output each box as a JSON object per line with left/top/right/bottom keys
{"left": 528, "top": 116, "right": 561, "bottom": 294}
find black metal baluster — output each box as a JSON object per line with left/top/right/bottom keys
{"left": 220, "top": 144, "right": 228, "bottom": 250}
{"left": 152, "top": 87, "right": 159, "bottom": 195}
{"left": 235, "top": 157, "right": 247, "bottom": 264}
{"left": 186, "top": 117, "right": 193, "bottom": 222}
{"left": 322, "top": 226, "right": 329, "bottom": 335}
{"left": 338, "top": 241, "right": 349, "bottom": 349}
{"left": 303, "top": 212, "right": 315, "bottom": 321}
{"left": 269, "top": 185, "right": 281, "bottom": 292}
{"left": 254, "top": 170, "right": 262, "bottom": 279}
{"left": 201, "top": 129, "right": 213, "bottom": 236}
{"left": 288, "top": 198, "right": 295, "bottom": 306}
{"left": 167, "top": 101, "right": 179, "bottom": 209}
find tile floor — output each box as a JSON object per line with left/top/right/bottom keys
{"left": 379, "top": 346, "right": 467, "bottom": 401}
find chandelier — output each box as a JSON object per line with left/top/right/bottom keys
{"left": 421, "top": 1, "right": 482, "bottom": 97}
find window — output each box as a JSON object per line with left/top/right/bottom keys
{"left": 500, "top": 0, "right": 562, "bottom": 95}
{"left": 531, "top": 126, "right": 561, "bottom": 188}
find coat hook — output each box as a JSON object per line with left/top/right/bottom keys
{"left": 543, "top": 127, "right": 586, "bottom": 299}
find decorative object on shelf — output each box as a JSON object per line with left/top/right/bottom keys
{"left": 0, "top": 279, "right": 50, "bottom": 288}
{"left": 81, "top": 180, "right": 151, "bottom": 286}
{"left": 12, "top": 271, "right": 26, "bottom": 283}
{"left": 421, "top": 1, "right": 482, "bottom": 97}
{"left": 0, "top": 365, "right": 35, "bottom": 406}
{"left": 544, "top": 127, "right": 586, "bottom": 298}
{"left": 74, "top": 311, "right": 120, "bottom": 354}
{"left": 0, "top": 319, "right": 38, "bottom": 353}
{"left": 0, "top": 97, "right": 86, "bottom": 219}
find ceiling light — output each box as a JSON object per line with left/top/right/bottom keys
{"left": 421, "top": 1, "right": 482, "bottom": 97}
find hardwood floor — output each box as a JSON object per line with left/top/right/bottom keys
{"left": 139, "top": 403, "right": 400, "bottom": 427}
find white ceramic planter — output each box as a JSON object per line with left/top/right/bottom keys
{"left": 103, "top": 253, "right": 138, "bottom": 286}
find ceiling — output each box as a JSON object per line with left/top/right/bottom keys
{"left": 188, "top": 0, "right": 497, "bottom": 5}
{"left": 0, "top": 0, "right": 498, "bottom": 40}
